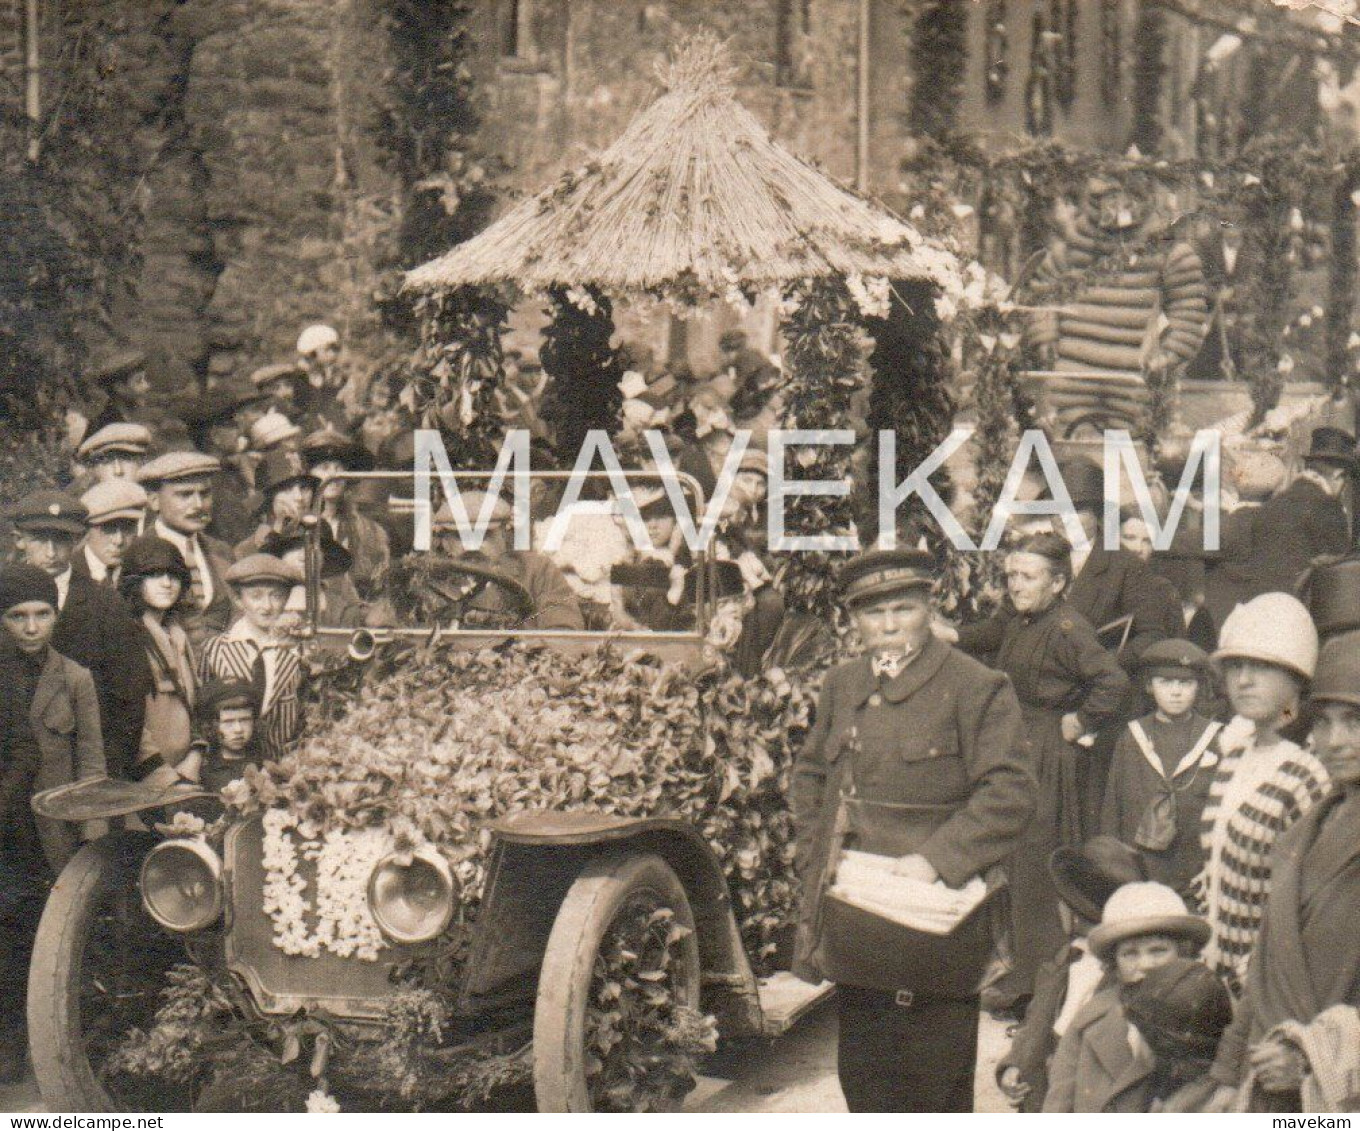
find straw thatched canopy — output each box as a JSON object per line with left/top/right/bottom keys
{"left": 405, "top": 38, "right": 960, "bottom": 302}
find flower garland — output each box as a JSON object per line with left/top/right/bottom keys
{"left": 261, "top": 809, "right": 392, "bottom": 961}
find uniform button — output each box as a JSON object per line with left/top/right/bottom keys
{"left": 868, "top": 693, "right": 882, "bottom": 707}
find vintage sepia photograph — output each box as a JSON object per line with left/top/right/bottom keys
{"left": 0, "top": 0, "right": 1357, "bottom": 1117}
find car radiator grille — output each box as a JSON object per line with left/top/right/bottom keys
{"left": 224, "top": 817, "right": 421, "bottom": 1021}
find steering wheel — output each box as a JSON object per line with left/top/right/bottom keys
{"left": 396, "top": 554, "right": 536, "bottom": 629}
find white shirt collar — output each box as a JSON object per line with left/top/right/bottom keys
{"left": 82, "top": 544, "right": 108, "bottom": 583}
{"left": 154, "top": 519, "right": 213, "bottom": 607}
{"left": 153, "top": 519, "right": 193, "bottom": 555}
{"left": 53, "top": 567, "right": 72, "bottom": 611}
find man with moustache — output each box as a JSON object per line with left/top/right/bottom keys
{"left": 7, "top": 491, "right": 149, "bottom": 780}
{"left": 137, "top": 451, "right": 236, "bottom": 649}
{"left": 792, "top": 549, "right": 1035, "bottom": 1112}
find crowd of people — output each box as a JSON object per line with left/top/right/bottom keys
{"left": 0, "top": 313, "right": 1358, "bottom": 1112}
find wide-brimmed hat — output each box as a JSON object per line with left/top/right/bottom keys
{"left": 1039, "top": 458, "right": 1106, "bottom": 511}
{"left": 8, "top": 491, "right": 88, "bottom": 537}
{"left": 1088, "top": 882, "right": 1210, "bottom": 961}
{"left": 839, "top": 549, "right": 934, "bottom": 609}
{"left": 254, "top": 451, "right": 318, "bottom": 514}
{"left": 250, "top": 410, "right": 302, "bottom": 451}
{"left": 1308, "top": 629, "right": 1360, "bottom": 712}
{"left": 1047, "top": 837, "right": 1149, "bottom": 925}
{"left": 260, "top": 525, "right": 353, "bottom": 580}
{"left": 301, "top": 426, "right": 374, "bottom": 473}
{"left": 1303, "top": 425, "right": 1357, "bottom": 471}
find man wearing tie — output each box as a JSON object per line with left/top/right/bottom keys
{"left": 137, "top": 451, "right": 236, "bottom": 650}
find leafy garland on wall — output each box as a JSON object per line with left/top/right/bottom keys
{"left": 374, "top": 0, "right": 497, "bottom": 269}
{"left": 407, "top": 289, "right": 510, "bottom": 468}
{"left": 539, "top": 287, "right": 625, "bottom": 462}
{"left": 774, "top": 279, "right": 866, "bottom": 622}
{"left": 907, "top": 0, "right": 970, "bottom": 141}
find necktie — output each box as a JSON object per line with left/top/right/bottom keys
{"left": 185, "top": 540, "right": 207, "bottom": 610}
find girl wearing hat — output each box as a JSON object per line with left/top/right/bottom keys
{"left": 1101, "top": 639, "right": 1222, "bottom": 893}
{"left": 118, "top": 536, "right": 201, "bottom": 787}
{"left": 1044, "top": 882, "right": 1212, "bottom": 1112}
{"left": 200, "top": 555, "right": 304, "bottom": 760}
{"left": 1196, "top": 593, "right": 1330, "bottom": 991}
{"left": 989, "top": 532, "right": 1130, "bottom": 1010}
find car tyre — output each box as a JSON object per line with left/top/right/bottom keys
{"left": 533, "top": 852, "right": 702, "bottom": 1113}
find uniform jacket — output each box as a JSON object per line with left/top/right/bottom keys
{"left": 21, "top": 648, "right": 106, "bottom": 870}
{"left": 52, "top": 570, "right": 152, "bottom": 781}
{"left": 958, "top": 546, "right": 1178, "bottom": 672}
{"left": 1211, "top": 789, "right": 1360, "bottom": 1096}
{"left": 1207, "top": 476, "right": 1349, "bottom": 612}
{"left": 791, "top": 637, "right": 1035, "bottom": 982}
{"left": 1044, "top": 987, "right": 1156, "bottom": 1112}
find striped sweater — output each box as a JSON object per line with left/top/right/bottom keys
{"left": 1030, "top": 216, "right": 1210, "bottom": 376}
{"left": 199, "top": 621, "right": 303, "bottom": 761}
{"left": 1197, "top": 717, "right": 1330, "bottom": 990}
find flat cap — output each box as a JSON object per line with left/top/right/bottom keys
{"left": 137, "top": 450, "right": 222, "bottom": 486}
{"left": 80, "top": 479, "right": 148, "bottom": 526}
{"left": 250, "top": 410, "right": 301, "bottom": 451}
{"left": 839, "top": 548, "right": 935, "bottom": 608}
{"left": 77, "top": 422, "right": 152, "bottom": 462}
{"left": 250, "top": 362, "right": 303, "bottom": 389}
{"left": 88, "top": 348, "right": 147, "bottom": 386}
{"left": 8, "top": 490, "right": 88, "bottom": 536}
{"left": 224, "top": 553, "right": 301, "bottom": 589}
{"left": 1138, "top": 637, "right": 1210, "bottom": 679}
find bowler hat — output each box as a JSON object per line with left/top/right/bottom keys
{"left": 8, "top": 491, "right": 88, "bottom": 537}
{"left": 1088, "top": 882, "right": 1210, "bottom": 961}
{"left": 1308, "top": 629, "right": 1360, "bottom": 711}
{"left": 255, "top": 451, "right": 318, "bottom": 505}
{"left": 1048, "top": 836, "right": 1149, "bottom": 924}
{"left": 1303, "top": 426, "right": 1357, "bottom": 471}
{"left": 839, "top": 549, "right": 935, "bottom": 609}
{"left": 1124, "top": 958, "right": 1233, "bottom": 1063}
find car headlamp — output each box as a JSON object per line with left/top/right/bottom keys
{"left": 367, "top": 847, "right": 456, "bottom": 944}
{"left": 141, "top": 838, "right": 224, "bottom": 932}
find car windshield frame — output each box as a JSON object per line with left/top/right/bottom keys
{"left": 300, "top": 467, "right": 715, "bottom": 649}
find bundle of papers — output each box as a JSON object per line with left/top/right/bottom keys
{"left": 828, "top": 850, "right": 989, "bottom": 935}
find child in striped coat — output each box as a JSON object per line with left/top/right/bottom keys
{"left": 1195, "top": 595, "right": 1330, "bottom": 991}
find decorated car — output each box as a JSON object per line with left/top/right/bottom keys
{"left": 27, "top": 471, "right": 832, "bottom": 1113}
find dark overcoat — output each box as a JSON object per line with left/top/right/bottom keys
{"left": 790, "top": 636, "right": 1035, "bottom": 983}
{"left": 53, "top": 570, "right": 151, "bottom": 781}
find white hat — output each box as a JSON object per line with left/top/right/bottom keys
{"left": 296, "top": 324, "right": 339, "bottom": 356}
{"left": 1088, "top": 882, "right": 1210, "bottom": 961}
{"left": 1214, "top": 592, "right": 1319, "bottom": 680}
{"left": 80, "top": 479, "right": 148, "bottom": 525}
{"left": 250, "top": 410, "right": 302, "bottom": 451}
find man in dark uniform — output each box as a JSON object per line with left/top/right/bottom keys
{"left": 791, "top": 549, "right": 1036, "bottom": 1112}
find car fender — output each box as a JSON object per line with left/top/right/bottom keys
{"left": 458, "top": 811, "right": 762, "bottom": 1033}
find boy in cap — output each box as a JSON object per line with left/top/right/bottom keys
{"left": 76, "top": 479, "right": 147, "bottom": 586}
{"left": 84, "top": 348, "right": 155, "bottom": 436}
{"left": 0, "top": 565, "right": 106, "bottom": 1080}
{"left": 199, "top": 554, "right": 304, "bottom": 759}
{"left": 1101, "top": 639, "right": 1222, "bottom": 893}
{"left": 138, "top": 450, "right": 236, "bottom": 649}
{"left": 1044, "top": 882, "right": 1212, "bottom": 1111}
{"left": 250, "top": 362, "right": 304, "bottom": 416}
{"left": 792, "top": 548, "right": 1034, "bottom": 1112}
{"left": 9, "top": 491, "right": 150, "bottom": 780}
